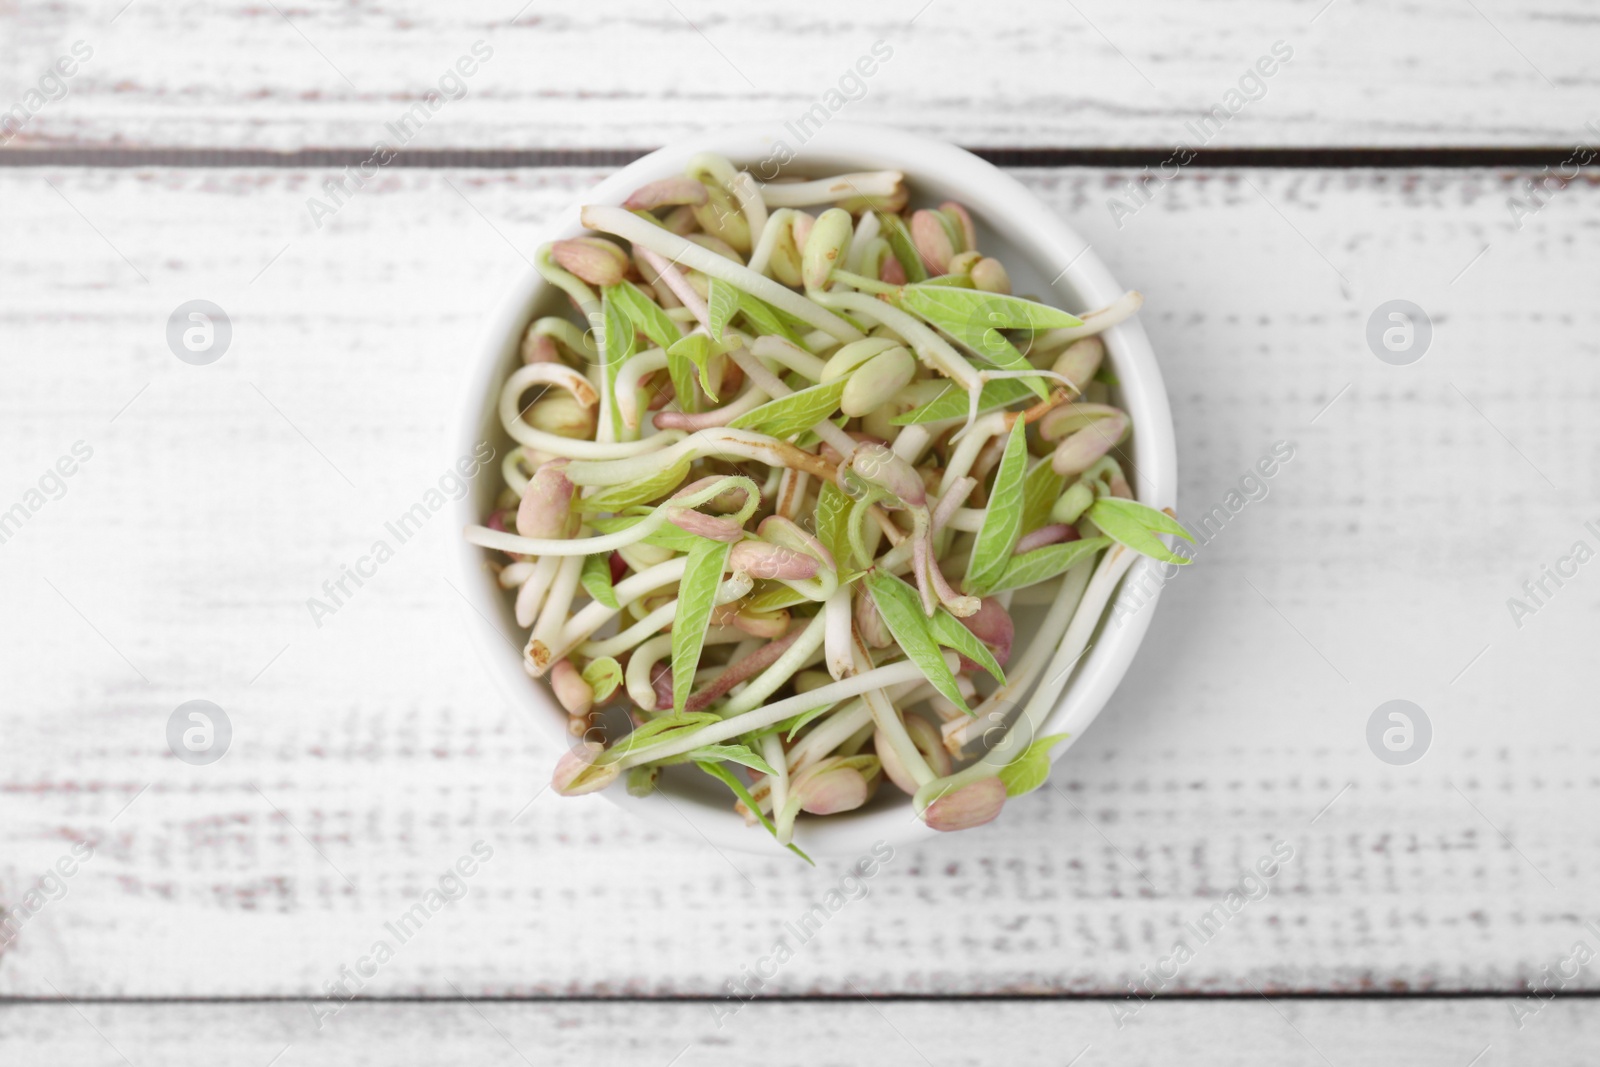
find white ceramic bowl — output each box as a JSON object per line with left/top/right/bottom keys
{"left": 454, "top": 122, "right": 1176, "bottom": 856}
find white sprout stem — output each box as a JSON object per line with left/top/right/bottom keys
{"left": 746, "top": 677, "right": 933, "bottom": 812}
{"left": 789, "top": 699, "right": 873, "bottom": 771}
{"left": 528, "top": 316, "right": 596, "bottom": 359}
{"left": 501, "top": 361, "right": 597, "bottom": 411}
{"left": 798, "top": 329, "right": 841, "bottom": 355}
{"left": 942, "top": 508, "right": 987, "bottom": 533}
{"left": 940, "top": 563, "right": 1091, "bottom": 751}
{"left": 555, "top": 558, "right": 689, "bottom": 652}
{"left": 720, "top": 611, "right": 828, "bottom": 716}
{"left": 942, "top": 547, "right": 1115, "bottom": 757}
{"left": 622, "top": 627, "right": 747, "bottom": 711}
{"left": 938, "top": 410, "right": 1007, "bottom": 495}
{"left": 466, "top": 512, "right": 665, "bottom": 558}
{"left": 640, "top": 249, "right": 711, "bottom": 328}
{"left": 747, "top": 208, "right": 801, "bottom": 278}
{"left": 501, "top": 450, "right": 532, "bottom": 497}
{"left": 733, "top": 171, "right": 772, "bottom": 242}
{"left": 514, "top": 553, "right": 562, "bottom": 628}
{"left": 762, "top": 733, "right": 791, "bottom": 842}
{"left": 615, "top": 348, "right": 669, "bottom": 430}
{"left": 581, "top": 573, "right": 749, "bottom": 659}
{"left": 528, "top": 555, "right": 583, "bottom": 670}
{"left": 847, "top": 210, "right": 882, "bottom": 272}
{"left": 500, "top": 362, "right": 676, "bottom": 458}
{"left": 823, "top": 586, "right": 855, "bottom": 680}
{"left": 891, "top": 423, "right": 933, "bottom": 463}
{"left": 755, "top": 171, "right": 904, "bottom": 207}
{"left": 689, "top": 154, "right": 770, "bottom": 249}
{"left": 581, "top": 600, "right": 678, "bottom": 660}
{"left": 1012, "top": 544, "right": 1137, "bottom": 736}
{"left": 535, "top": 244, "right": 600, "bottom": 324}
{"left": 852, "top": 635, "right": 937, "bottom": 787}
{"left": 613, "top": 659, "right": 929, "bottom": 769}
{"left": 728, "top": 346, "right": 858, "bottom": 459}
{"left": 564, "top": 427, "right": 829, "bottom": 488}
{"left": 1032, "top": 290, "right": 1145, "bottom": 352}
{"left": 624, "top": 633, "right": 674, "bottom": 710}
{"left": 775, "top": 466, "right": 809, "bottom": 521}
{"left": 816, "top": 290, "right": 982, "bottom": 392}
{"left": 748, "top": 335, "right": 827, "bottom": 382}
{"left": 498, "top": 560, "right": 537, "bottom": 589}
{"left": 581, "top": 205, "right": 865, "bottom": 343}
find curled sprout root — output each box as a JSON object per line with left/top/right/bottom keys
{"left": 466, "top": 152, "right": 1179, "bottom": 857}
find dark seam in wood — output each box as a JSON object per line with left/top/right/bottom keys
{"left": 0, "top": 991, "right": 1591, "bottom": 1003}
{"left": 0, "top": 147, "right": 1597, "bottom": 169}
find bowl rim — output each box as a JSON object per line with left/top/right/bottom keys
{"left": 452, "top": 121, "right": 1177, "bottom": 857}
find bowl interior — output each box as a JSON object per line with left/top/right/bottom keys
{"left": 454, "top": 122, "right": 1176, "bottom": 857}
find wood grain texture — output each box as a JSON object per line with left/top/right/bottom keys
{"left": 1, "top": 0, "right": 1597, "bottom": 151}
{"left": 1, "top": 999, "right": 1594, "bottom": 1066}
{"left": 2, "top": 166, "right": 1599, "bottom": 1000}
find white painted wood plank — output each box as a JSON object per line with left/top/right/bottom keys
{"left": 1, "top": 0, "right": 1596, "bottom": 150}
{"left": 0, "top": 999, "right": 1590, "bottom": 1066}
{"left": 1, "top": 167, "right": 1599, "bottom": 999}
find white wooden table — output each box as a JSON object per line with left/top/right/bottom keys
{"left": 3, "top": 2, "right": 1598, "bottom": 1063}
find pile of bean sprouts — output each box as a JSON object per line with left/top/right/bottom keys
{"left": 465, "top": 154, "right": 1189, "bottom": 857}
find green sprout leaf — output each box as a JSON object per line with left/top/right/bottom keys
{"left": 580, "top": 454, "right": 692, "bottom": 512}
{"left": 782, "top": 700, "right": 839, "bottom": 741}
{"left": 891, "top": 377, "right": 1036, "bottom": 425}
{"left": 591, "top": 511, "right": 706, "bottom": 552}
{"left": 745, "top": 581, "right": 812, "bottom": 614}
{"left": 987, "top": 536, "right": 1111, "bottom": 594}
{"left": 609, "top": 711, "right": 722, "bottom": 760}
{"left": 863, "top": 571, "right": 969, "bottom": 714}
{"left": 707, "top": 278, "right": 739, "bottom": 342}
{"left": 927, "top": 608, "right": 1005, "bottom": 684}
{"left": 964, "top": 418, "right": 1029, "bottom": 595}
{"left": 579, "top": 552, "right": 620, "bottom": 609}
{"left": 1086, "top": 497, "right": 1194, "bottom": 566}
{"left": 1020, "top": 459, "right": 1066, "bottom": 534}
{"left": 907, "top": 286, "right": 1084, "bottom": 331}
{"left": 667, "top": 332, "right": 719, "bottom": 403}
{"left": 600, "top": 290, "right": 636, "bottom": 429}
{"left": 581, "top": 656, "right": 623, "bottom": 702}
{"left": 737, "top": 291, "right": 806, "bottom": 344}
{"left": 688, "top": 742, "right": 777, "bottom": 777}
{"left": 844, "top": 490, "right": 883, "bottom": 571}
{"left": 728, "top": 378, "right": 848, "bottom": 440}
{"left": 665, "top": 347, "right": 699, "bottom": 414}
{"left": 609, "top": 279, "right": 681, "bottom": 352}
{"left": 694, "top": 759, "right": 813, "bottom": 864}
{"left": 997, "top": 733, "right": 1071, "bottom": 797}
{"left": 813, "top": 481, "right": 852, "bottom": 568}
{"left": 671, "top": 538, "right": 732, "bottom": 713}
{"left": 875, "top": 211, "right": 928, "bottom": 283}
{"left": 900, "top": 286, "right": 1065, "bottom": 401}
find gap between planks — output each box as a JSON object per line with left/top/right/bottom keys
{"left": 1, "top": 146, "right": 1599, "bottom": 169}
{"left": 3, "top": 992, "right": 1599, "bottom": 1004}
